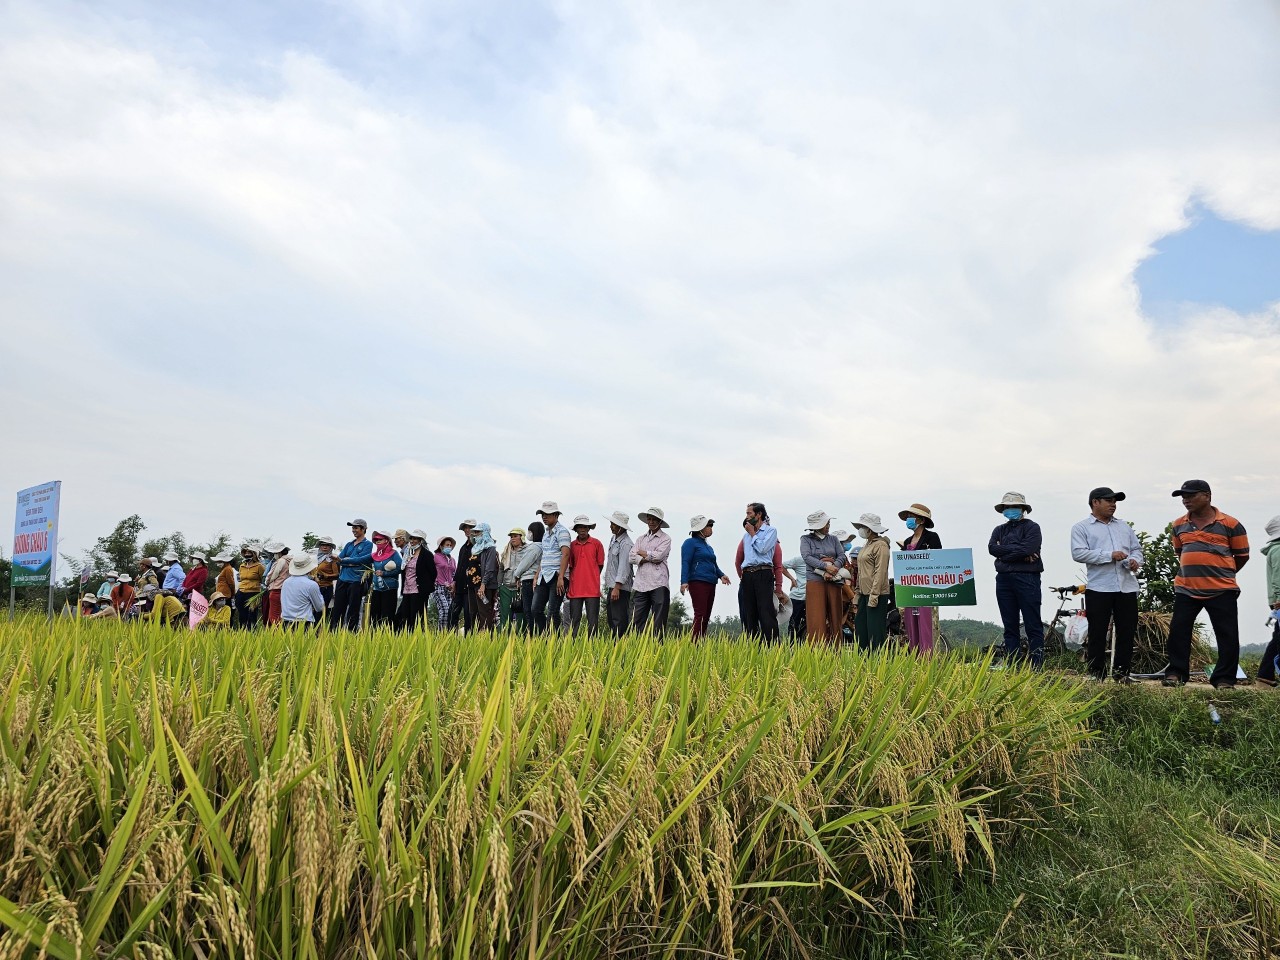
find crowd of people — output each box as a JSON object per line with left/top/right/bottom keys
{"left": 77, "top": 482, "right": 1280, "bottom": 689}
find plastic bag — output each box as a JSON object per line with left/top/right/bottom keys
{"left": 1064, "top": 612, "right": 1089, "bottom": 651}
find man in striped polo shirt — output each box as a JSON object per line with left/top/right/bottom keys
{"left": 1164, "top": 479, "right": 1250, "bottom": 688}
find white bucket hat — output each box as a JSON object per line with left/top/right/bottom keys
{"left": 606, "top": 510, "right": 631, "bottom": 531}
{"left": 994, "top": 491, "right": 1033, "bottom": 514}
{"left": 105, "top": 570, "right": 119, "bottom": 579}
{"left": 854, "top": 512, "right": 888, "bottom": 535}
{"left": 688, "top": 514, "right": 714, "bottom": 533}
{"left": 409, "top": 528, "right": 428, "bottom": 541}
{"left": 81, "top": 593, "right": 97, "bottom": 603}
{"left": 163, "top": 552, "right": 179, "bottom": 562}
{"left": 571, "top": 514, "right": 596, "bottom": 530}
{"left": 190, "top": 552, "right": 206, "bottom": 563}
{"left": 637, "top": 507, "right": 669, "bottom": 528}
{"left": 833, "top": 529, "right": 851, "bottom": 542}
{"left": 264, "top": 541, "right": 285, "bottom": 554}
{"left": 288, "top": 553, "right": 318, "bottom": 576}
{"left": 212, "top": 552, "right": 232, "bottom": 563}
{"left": 805, "top": 511, "right": 833, "bottom": 531}
{"left": 117, "top": 573, "right": 133, "bottom": 583}
{"left": 458, "top": 518, "right": 478, "bottom": 531}
{"left": 536, "top": 501, "right": 561, "bottom": 517}
{"left": 315, "top": 535, "right": 336, "bottom": 547}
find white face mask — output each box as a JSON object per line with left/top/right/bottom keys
{"left": 858, "top": 528, "right": 872, "bottom": 540}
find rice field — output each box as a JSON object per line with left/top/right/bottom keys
{"left": 0, "top": 619, "right": 1093, "bottom": 959}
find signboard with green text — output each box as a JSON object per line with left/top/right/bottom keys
{"left": 892, "top": 548, "right": 977, "bottom": 607}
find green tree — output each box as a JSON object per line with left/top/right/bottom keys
{"left": 301, "top": 532, "right": 320, "bottom": 551}
{"left": 1135, "top": 524, "right": 1178, "bottom": 613}
{"left": 84, "top": 514, "right": 147, "bottom": 576}
{"left": 667, "top": 595, "right": 689, "bottom": 632}
{"left": 0, "top": 555, "right": 10, "bottom": 594}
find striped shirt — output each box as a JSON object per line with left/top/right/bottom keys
{"left": 1172, "top": 509, "right": 1249, "bottom": 598}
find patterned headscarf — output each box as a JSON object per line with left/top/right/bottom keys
{"left": 470, "top": 522, "right": 496, "bottom": 554}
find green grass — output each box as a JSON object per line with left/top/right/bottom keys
{"left": 853, "top": 685, "right": 1280, "bottom": 960}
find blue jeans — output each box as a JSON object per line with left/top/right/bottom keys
{"left": 996, "top": 571, "right": 1043, "bottom": 664}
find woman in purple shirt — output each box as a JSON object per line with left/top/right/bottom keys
{"left": 432, "top": 536, "right": 457, "bottom": 631}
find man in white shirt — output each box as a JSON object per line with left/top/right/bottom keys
{"left": 1069, "top": 486, "right": 1143, "bottom": 681}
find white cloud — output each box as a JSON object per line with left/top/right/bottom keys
{"left": 2, "top": 0, "right": 1280, "bottom": 625}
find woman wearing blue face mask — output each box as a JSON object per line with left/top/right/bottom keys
{"left": 433, "top": 536, "right": 457, "bottom": 630}
{"left": 897, "top": 503, "right": 943, "bottom": 655}
{"left": 988, "top": 492, "right": 1045, "bottom": 666}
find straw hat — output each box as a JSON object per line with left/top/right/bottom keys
{"left": 536, "top": 501, "right": 561, "bottom": 517}
{"left": 853, "top": 512, "right": 888, "bottom": 535}
{"left": 805, "top": 511, "right": 833, "bottom": 531}
{"left": 637, "top": 507, "right": 669, "bottom": 528}
{"left": 210, "top": 591, "right": 229, "bottom": 602}
{"left": 993, "top": 492, "right": 1032, "bottom": 513}
{"left": 288, "top": 554, "right": 318, "bottom": 577}
{"left": 606, "top": 510, "right": 631, "bottom": 531}
{"left": 394, "top": 528, "right": 409, "bottom": 541}
{"left": 688, "top": 515, "right": 714, "bottom": 533}
{"left": 572, "top": 514, "right": 596, "bottom": 530}
{"left": 897, "top": 503, "right": 934, "bottom": 528}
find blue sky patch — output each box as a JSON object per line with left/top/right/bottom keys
{"left": 1137, "top": 202, "right": 1280, "bottom": 319}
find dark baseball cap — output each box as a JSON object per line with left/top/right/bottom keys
{"left": 347, "top": 518, "right": 368, "bottom": 528}
{"left": 1171, "top": 480, "right": 1211, "bottom": 497}
{"left": 1088, "top": 487, "right": 1126, "bottom": 503}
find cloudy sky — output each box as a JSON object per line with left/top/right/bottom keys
{"left": 2, "top": 0, "right": 1279, "bottom": 629}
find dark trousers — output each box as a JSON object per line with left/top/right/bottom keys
{"left": 448, "top": 580, "right": 474, "bottom": 630}
{"left": 520, "top": 579, "right": 536, "bottom": 634}
{"left": 470, "top": 589, "right": 497, "bottom": 632}
{"left": 1084, "top": 589, "right": 1138, "bottom": 677}
{"left": 789, "top": 597, "right": 807, "bottom": 640}
{"left": 320, "top": 585, "right": 333, "bottom": 610}
{"left": 632, "top": 587, "right": 670, "bottom": 637}
{"left": 739, "top": 568, "right": 780, "bottom": 641}
{"left": 532, "top": 578, "right": 565, "bottom": 633}
{"left": 329, "top": 580, "right": 367, "bottom": 631}
{"left": 996, "top": 571, "right": 1043, "bottom": 665}
{"left": 854, "top": 595, "right": 889, "bottom": 649}
{"left": 369, "top": 589, "right": 397, "bottom": 628}
{"left": 607, "top": 589, "right": 632, "bottom": 637}
{"left": 1259, "top": 623, "right": 1280, "bottom": 682}
{"left": 688, "top": 580, "right": 716, "bottom": 639}
{"left": 234, "top": 591, "right": 258, "bottom": 629}
{"left": 569, "top": 596, "right": 600, "bottom": 637}
{"left": 394, "top": 592, "right": 427, "bottom": 632}
{"left": 1167, "top": 590, "right": 1240, "bottom": 685}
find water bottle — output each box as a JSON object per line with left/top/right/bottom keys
{"left": 1208, "top": 705, "right": 1221, "bottom": 725}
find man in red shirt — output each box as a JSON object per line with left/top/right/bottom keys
{"left": 1164, "top": 479, "right": 1250, "bottom": 688}
{"left": 567, "top": 514, "right": 606, "bottom": 637}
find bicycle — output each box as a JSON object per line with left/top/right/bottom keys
{"left": 1042, "top": 584, "right": 1088, "bottom": 659}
